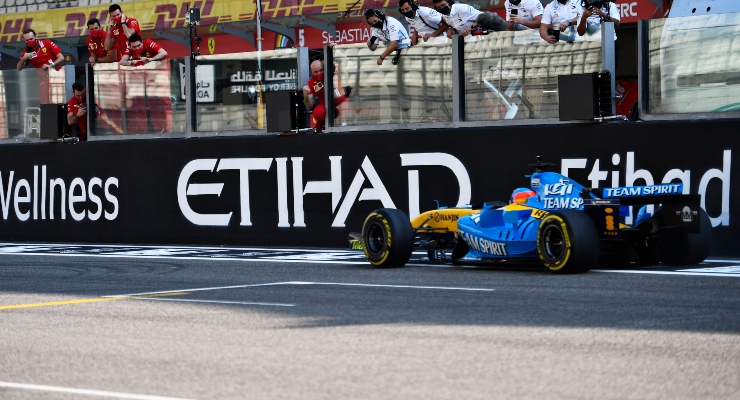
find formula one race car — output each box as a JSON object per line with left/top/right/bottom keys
{"left": 350, "top": 157, "right": 712, "bottom": 273}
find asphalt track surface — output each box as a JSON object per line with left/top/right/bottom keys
{"left": 1, "top": 243, "right": 739, "bottom": 400}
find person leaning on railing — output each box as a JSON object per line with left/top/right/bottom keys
{"left": 432, "top": 0, "right": 506, "bottom": 39}
{"left": 105, "top": 3, "right": 141, "bottom": 62}
{"left": 365, "top": 8, "right": 412, "bottom": 65}
{"left": 505, "top": 0, "right": 543, "bottom": 32}
{"left": 16, "top": 28, "right": 64, "bottom": 104}
{"left": 398, "top": 0, "right": 449, "bottom": 45}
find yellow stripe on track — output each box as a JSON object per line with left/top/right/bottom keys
{"left": 0, "top": 292, "right": 188, "bottom": 310}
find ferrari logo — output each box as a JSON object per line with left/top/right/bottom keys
{"left": 208, "top": 37, "right": 215, "bottom": 54}
{"left": 209, "top": 24, "right": 217, "bottom": 33}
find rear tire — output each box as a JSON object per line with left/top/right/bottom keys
{"left": 537, "top": 211, "right": 600, "bottom": 273}
{"left": 660, "top": 208, "right": 712, "bottom": 266}
{"left": 362, "top": 208, "right": 413, "bottom": 268}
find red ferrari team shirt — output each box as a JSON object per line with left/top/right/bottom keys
{"left": 307, "top": 75, "right": 326, "bottom": 104}
{"left": 67, "top": 95, "right": 106, "bottom": 136}
{"left": 67, "top": 95, "right": 88, "bottom": 135}
{"left": 87, "top": 30, "right": 109, "bottom": 58}
{"left": 110, "top": 18, "right": 141, "bottom": 61}
{"left": 123, "top": 39, "right": 167, "bottom": 66}
{"left": 20, "top": 39, "right": 62, "bottom": 71}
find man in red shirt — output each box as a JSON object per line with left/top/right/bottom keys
{"left": 86, "top": 18, "right": 115, "bottom": 65}
{"left": 17, "top": 29, "right": 64, "bottom": 104}
{"left": 301, "top": 60, "right": 351, "bottom": 133}
{"left": 67, "top": 82, "right": 123, "bottom": 140}
{"left": 120, "top": 34, "right": 172, "bottom": 133}
{"left": 105, "top": 4, "right": 141, "bottom": 62}
{"left": 119, "top": 34, "right": 169, "bottom": 66}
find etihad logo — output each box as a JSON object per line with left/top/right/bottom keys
{"left": 177, "top": 153, "right": 471, "bottom": 228}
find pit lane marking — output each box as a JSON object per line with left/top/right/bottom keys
{"left": 0, "top": 381, "right": 193, "bottom": 400}
{"left": 0, "top": 293, "right": 188, "bottom": 311}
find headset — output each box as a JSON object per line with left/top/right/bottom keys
{"left": 398, "top": 0, "right": 419, "bottom": 13}
{"left": 373, "top": 8, "right": 386, "bottom": 20}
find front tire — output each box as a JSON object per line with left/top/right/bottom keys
{"left": 362, "top": 208, "right": 413, "bottom": 268}
{"left": 537, "top": 210, "right": 600, "bottom": 273}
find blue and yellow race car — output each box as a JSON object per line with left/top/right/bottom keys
{"left": 354, "top": 157, "right": 712, "bottom": 273}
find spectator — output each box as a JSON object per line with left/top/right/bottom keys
{"left": 577, "top": 0, "right": 620, "bottom": 64}
{"left": 301, "top": 60, "right": 351, "bottom": 133}
{"left": 120, "top": 33, "right": 169, "bottom": 66}
{"left": 120, "top": 34, "right": 172, "bottom": 134}
{"left": 365, "top": 9, "right": 412, "bottom": 65}
{"left": 16, "top": 29, "right": 64, "bottom": 104}
{"left": 505, "top": 0, "right": 544, "bottom": 31}
{"left": 398, "top": 0, "right": 448, "bottom": 45}
{"left": 540, "top": 0, "right": 579, "bottom": 44}
{"left": 86, "top": 18, "right": 115, "bottom": 65}
{"left": 105, "top": 3, "right": 141, "bottom": 62}
{"left": 17, "top": 29, "right": 63, "bottom": 72}
{"left": 432, "top": 0, "right": 506, "bottom": 39}
{"left": 66, "top": 82, "right": 123, "bottom": 141}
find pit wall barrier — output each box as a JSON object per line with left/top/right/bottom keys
{"left": 0, "top": 119, "right": 735, "bottom": 257}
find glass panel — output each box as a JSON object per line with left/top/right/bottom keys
{"left": 92, "top": 59, "right": 184, "bottom": 136}
{"left": 464, "top": 30, "right": 602, "bottom": 121}
{"left": 0, "top": 67, "right": 62, "bottom": 140}
{"left": 334, "top": 41, "right": 453, "bottom": 127}
{"left": 649, "top": 12, "right": 740, "bottom": 113}
{"left": 196, "top": 48, "right": 299, "bottom": 132}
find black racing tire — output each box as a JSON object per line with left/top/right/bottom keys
{"left": 362, "top": 208, "right": 413, "bottom": 268}
{"left": 537, "top": 210, "right": 600, "bottom": 273}
{"left": 660, "top": 208, "right": 712, "bottom": 266}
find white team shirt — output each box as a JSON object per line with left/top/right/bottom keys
{"left": 370, "top": 16, "right": 412, "bottom": 45}
{"left": 577, "top": 1, "right": 620, "bottom": 40}
{"left": 405, "top": 6, "right": 444, "bottom": 38}
{"left": 440, "top": 3, "right": 482, "bottom": 32}
{"left": 505, "top": 0, "right": 544, "bottom": 30}
{"left": 541, "top": 0, "right": 579, "bottom": 27}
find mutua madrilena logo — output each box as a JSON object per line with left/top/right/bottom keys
{"left": 677, "top": 206, "right": 698, "bottom": 223}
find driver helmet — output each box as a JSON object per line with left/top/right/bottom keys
{"left": 511, "top": 188, "right": 536, "bottom": 204}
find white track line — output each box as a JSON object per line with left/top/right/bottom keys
{"left": 107, "top": 281, "right": 494, "bottom": 298}
{"left": 103, "top": 282, "right": 294, "bottom": 298}
{"left": 295, "top": 282, "right": 494, "bottom": 291}
{"left": 0, "top": 381, "right": 193, "bottom": 400}
{"left": 135, "top": 298, "right": 295, "bottom": 307}
{"left": 592, "top": 270, "right": 740, "bottom": 277}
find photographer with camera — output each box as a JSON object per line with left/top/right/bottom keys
{"left": 398, "top": 0, "right": 448, "bottom": 45}
{"left": 505, "top": 0, "right": 543, "bottom": 32}
{"left": 67, "top": 82, "right": 123, "bottom": 140}
{"left": 577, "top": 0, "right": 620, "bottom": 63}
{"left": 540, "top": 0, "right": 579, "bottom": 44}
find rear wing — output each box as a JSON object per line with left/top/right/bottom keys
{"left": 585, "top": 183, "right": 686, "bottom": 205}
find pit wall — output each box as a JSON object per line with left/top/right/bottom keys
{"left": 0, "top": 119, "right": 735, "bottom": 256}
